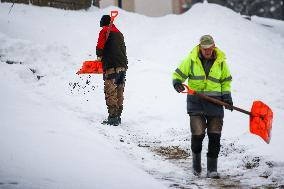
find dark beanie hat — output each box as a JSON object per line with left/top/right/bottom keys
{"left": 100, "top": 15, "right": 111, "bottom": 27}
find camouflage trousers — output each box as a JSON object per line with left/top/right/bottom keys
{"left": 104, "top": 67, "right": 126, "bottom": 118}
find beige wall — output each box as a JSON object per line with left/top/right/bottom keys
{"left": 100, "top": 0, "right": 173, "bottom": 16}
{"left": 135, "top": 0, "right": 172, "bottom": 17}
{"left": 121, "top": 0, "right": 135, "bottom": 12}
{"left": 100, "top": 0, "right": 134, "bottom": 11}
{"left": 172, "top": 0, "right": 180, "bottom": 14}
{"left": 100, "top": 0, "right": 115, "bottom": 8}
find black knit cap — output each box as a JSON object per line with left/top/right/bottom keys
{"left": 100, "top": 15, "right": 111, "bottom": 27}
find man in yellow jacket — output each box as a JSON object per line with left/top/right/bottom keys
{"left": 172, "top": 35, "right": 233, "bottom": 179}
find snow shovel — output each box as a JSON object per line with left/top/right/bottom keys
{"left": 76, "top": 60, "right": 103, "bottom": 74}
{"left": 181, "top": 84, "right": 273, "bottom": 144}
{"left": 76, "top": 10, "right": 119, "bottom": 75}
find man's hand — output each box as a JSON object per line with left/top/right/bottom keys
{"left": 97, "top": 56, "right": 102, "bottom": 61}
{"left": 222, "top": 94, "right": 233, "bottom": 111}
{"left": 174, "top": 83, "right": 185, "bottom": 93}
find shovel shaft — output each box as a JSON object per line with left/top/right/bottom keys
{"left": 196, "top": 93, "right": 251, "bottom": 116}
{"left": 106, "top": 11, "right": 119, "bottom": 40}
{"left": 106, "top": 21, "right": 113, "bottom": 40}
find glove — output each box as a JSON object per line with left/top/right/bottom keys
{"left": 97, "top": 56, "right": 102, "bottom": 61}
{"left": 222, "top": 94, "right": 233, "bottom": 111}
{"left": 174, "top": 83, "right": 185, "bottom": 93}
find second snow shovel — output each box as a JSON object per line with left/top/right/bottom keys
{"left": 76, "top": 10, "right": 119, "bottom": 75}
{"left": 76, "top": 60, "right": 103, "bottom": 74}
{"left": 181, "top": 84, "right": 273, "bottom": 144}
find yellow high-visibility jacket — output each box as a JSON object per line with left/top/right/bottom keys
{"left": 172, "top": 46, "right": 232, "bottom": 116}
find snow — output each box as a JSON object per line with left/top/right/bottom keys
{"left": 1, "top": 2, "right": 284, "bottom": 189}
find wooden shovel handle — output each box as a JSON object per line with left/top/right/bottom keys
{"left": 182, "top": 84, "right": 251, "bottom": 116}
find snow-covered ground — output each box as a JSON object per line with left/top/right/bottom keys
{"left": 1, "top": 2, "right": 284, "bottom": 189}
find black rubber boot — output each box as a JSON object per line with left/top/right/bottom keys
{"left": 207, "top": 157, "right": 220, "bottom": 179}
{"left": 108, "top": 116, "right": 120, "bottom": 126}
{"left": 102, "top": 105, "right": 121, "bottom": 126}
{"left": 192, "top": 152, "right": 201, "bottom": 176}
{"left": 101, "top": 116, "right": 120, "bottom": 126}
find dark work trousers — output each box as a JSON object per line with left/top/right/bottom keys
{"left": 190, "top": 115, "right": 223, "bottom": 158}
{"left": 103, "top": 67, "right": 126, "bottom": 118}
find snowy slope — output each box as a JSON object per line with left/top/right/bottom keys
{"left": 1, "top": 2, "right": 284, "bottom": 189}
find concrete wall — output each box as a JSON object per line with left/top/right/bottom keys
{"left": 100, "top": 0, "right": 114, "bottom": 8}
{"left": 121, "top": 0, "right": 134, "bottom": 12}
{"left": 135, "top": 0, "right": 172, "bottom": 17}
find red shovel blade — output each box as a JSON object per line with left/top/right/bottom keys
{"left": 76, "top": 60, "right": 103, "bottom": 74}
{"left": 250, "top": 101, "right": 273, "bottom": 144}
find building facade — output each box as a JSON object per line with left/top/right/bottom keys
{"left": 100, "top": 0, "right": 192, "bottom": 17}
